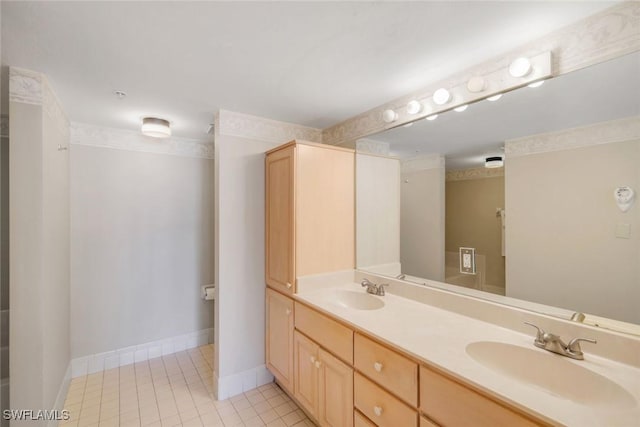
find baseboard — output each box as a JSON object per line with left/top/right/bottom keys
{"left": 214, "top": 365, "right": 274, "bottom": 400}
{"left": 71, "top": 328, "right": 214, "bottom": 378}
{"left": 49, "top": 363, "right": 71, "bottom": 427}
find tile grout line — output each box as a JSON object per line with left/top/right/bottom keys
{"left": 160, "top": 352, "right": 182, "bottom": 426}
{"left": 149, "top": 356, "right": 165, "bottom": 426}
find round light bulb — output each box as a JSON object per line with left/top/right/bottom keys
{"left": 528, "top": 80, "right": 545, "bottom": 88}
{"left": 454, "top": 104, "right": 468, "bottom": 112}
{"left": 509, "top": 57, "right": 532, "bottom": 78}
{"left": 487, "top": 94, "right": 503, "bottom": 102}
{"left": 406, "top": 100, "right": 422, "bottom": 115}
{"left": 433, "top": 88, "right": 451, "bottom": 105}
{"left": 467, "top": 76, "right": 486, "bottom": 93}
{"left": 382, "top": 109, "right": 398, "bottom": 123}
{"left": 426, "top": 114, "right": 438, "bottom": 121}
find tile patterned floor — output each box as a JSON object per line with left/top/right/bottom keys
{"left": 61, "top": 345, "right": 315, "bottom": 427}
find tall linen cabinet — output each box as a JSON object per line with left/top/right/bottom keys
{"left": 265, "top": 140, "right": 355, "bottom": 424}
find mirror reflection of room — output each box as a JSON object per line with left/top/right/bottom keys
{"left": 356, "top": 51, "right": 640, "bottom": 325}
{"left": 445, "top": 164, "right": 505, "bottom": 295}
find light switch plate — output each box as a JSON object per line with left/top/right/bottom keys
{"left": 615, "top": 223, "right": 631, "bottom": 239}
{"left": 460, "top": 247, "right": 476, "bottom": 274}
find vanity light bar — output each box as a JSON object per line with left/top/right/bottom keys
{"left": 386, "top": 51, "right": 552, "bottom": 126}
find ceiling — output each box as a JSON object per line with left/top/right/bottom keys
{"left": 2, "top": 1, "right": 619, "bottom": 140}
{"left": 372, "top": 51, "right": 640, "bottom": 169}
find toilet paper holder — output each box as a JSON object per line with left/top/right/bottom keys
{"left": 201, "top": 284, "right": 215, "bottom": 301}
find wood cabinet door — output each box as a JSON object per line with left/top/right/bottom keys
{"left": 265, "top": 288, "right": 294, "bottom": 392}
{"left": 295, "top": 143, "right": 355, "bottom": 277}
{"left": 294, "top": 331, "right": 319, "bottom": 419}
{"left": 265, "top": 145, "right": 295, "bottom": 294}
{"left": 317, "top": 348, "right": 353, "bottom": 427}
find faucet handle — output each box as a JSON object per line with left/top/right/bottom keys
{"left": 524, "top": 322, "right": 546, "bottom": 345}
{"left": 567, "top": 337, "right": 597, "bottom": 354}
{"left": 378, "top": 283, "right": 389, "bottom": 296}
{"left": 361, "top": 278, "right": 373, "bottom": 287}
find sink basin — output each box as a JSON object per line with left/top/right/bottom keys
{"left": 332, "top": 290, "right": 384, "bottom": 310}
{"left": 466, "top": 341, "right": 636, "bottom": 408}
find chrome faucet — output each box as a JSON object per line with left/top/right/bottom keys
{"left": 524, "top": 322, "right": 596, "bottom": 360}
{"left": 361, "top": 279, "right": 388, "bottom": 296}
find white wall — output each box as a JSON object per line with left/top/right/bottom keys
{"left": 356, "top": 153, "right": 400, "bottom": 275}
{"left": 70, "top": 131, "right": 214, "bottom": 358}
{"left": 214, "top": 110, "right": 322, "bottom": 399}
{"left": 506, "top": 122, "right": 640, "bottom": 324}
{"left": 9, "top": 68, "right": 70, "bottom": 420}
{"left": 400, "top": 156, "right": 445, "bottom": 281}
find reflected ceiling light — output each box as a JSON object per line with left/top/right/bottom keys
{"left": 454, "top": 104, "right": 468, "bottom": 112}
{"left": 433, "top": 88, "right": 451, "bottom": 105}
{"left": 425, "top": 114, "right": 438, "bottom": 121}
{"left": 467, "top": 76, "right": 486, "bottom": 93}
{"left": 485, "top": 156, "right": 504, "bottom": 168}
{"left": 141, "top": 117, "right": 171, "bottom": 138}
{"left": 487, "top": 94, "right": 503, "bottom": 102}
{"left": 528, "top": 80, "right": 545, "bottom": 88}
{"left": 509, "top": 57, "right": 532, "bottom": 78}
{"left": 382, "top": 109, "right": 398, "bottom": 123}
{"left": 406, "top": 100, "right": 423, "bottom": 115}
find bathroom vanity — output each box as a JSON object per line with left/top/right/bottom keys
{"left": 267, "top": 276, "right": 640, "bottom": 427}
{"left": 265, "top": 140, "right": 640, "bottom": 427}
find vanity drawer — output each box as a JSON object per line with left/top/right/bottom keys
{"left": 419, "top": 365, "right": 541, "bottom": 427}
{"left": 354, "top": 333, "right": 418, "bottom": 406}
{"left": 354, "top": 410, "right": 376, "bottom": 427}
{"left": 294, "top": 302, "right": 353, "bottom": 364}
{"left": 355, "top": 372, "right": 417, "bottom": 427}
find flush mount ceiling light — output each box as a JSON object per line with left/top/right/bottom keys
{"left": 141, "top": 117, "right": 171, "bottom": 138}
{"left": 509, "top": 57, "right": 532, "bottom": 78}
{"left": 467, "top": 76, "right": 486, "bottom": 93}
{"left": 425, "top": 114, "right": 438, "bottom": 121}
{"left": 528, "top": 80, "right": 545, "bottom": 88}
{"left": 382, "top": 109, "right": 399, "bottom": 123}
{"left": 485, "top": 156, "right": 504, "bottom": 168}
{"left": 487, "top": 94, "right": 503, "bottom": 102}
{"left": 454, "top": 104, "right": 468, "bottom": 112}
{"left": 433, "top": 88, "right": 452, "bottom": 105}
{"left": 406, "top": 100, "right": 423, "bottom": 115}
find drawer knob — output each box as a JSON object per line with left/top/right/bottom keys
{"left": 285, "top": 308, "right": 291, "bottom": 316}
{"left": 315, "top": 361, "right": 322, "bottom": 369}
{"left": 373, "top": 406, "right": 383, "bottom": 417}
{"left": 373, "top": 362, "right": 383, "bottom": 372}
{"left": 286, "top": 282, "right": 292, "bottom": 289}
{"left": 310, "top": 356, "right": 316, "bottom": 364}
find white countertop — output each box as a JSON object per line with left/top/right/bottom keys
{"left": 295, "top": 280, "right": 640, "bottom": 427}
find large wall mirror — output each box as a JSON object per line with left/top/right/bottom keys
{"left": 356, "top": 52, "right": 640, "bottom": 333}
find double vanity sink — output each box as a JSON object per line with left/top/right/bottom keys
{"left": 295, "top": 278, "right": 640, "bottom": 426}
{"left": 326, "top": 289, "right": 386, "bottom": 311}
{"left": 465, "top": 341, "right": 636, "bottom": 410}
